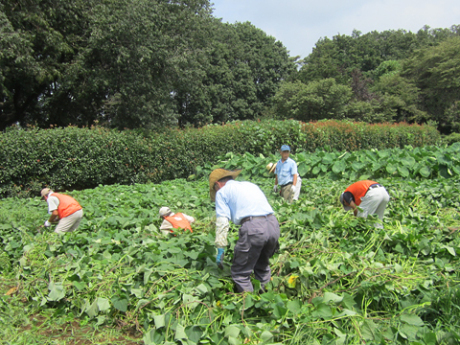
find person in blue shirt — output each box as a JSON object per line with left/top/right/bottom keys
{"left": 273, "top": 145, "right": 298, "bottom": 203}
{"left": 209, "top": 168, "right": 280, "bottom": 293}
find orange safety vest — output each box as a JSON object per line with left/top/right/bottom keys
{"left": 344, "top": 180, "right": 378, "bottom": 206}
{"left": 164, "top": 213, "right": 193, "bottom": 233}
{"left": 53, "top": 193, "right": 83, "bottom": 219}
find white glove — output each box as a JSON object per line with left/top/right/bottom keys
{"left": 215, "top": 217, "right": 230, "bottom": 248}
{"left": 44, "top": 220, "right": 51, "bottom": 227}
{"left": 273, "top": 185, "right": 278, "bottom": 193}
{"left": 290, "top": 185, "right": 296, "bottom": 193}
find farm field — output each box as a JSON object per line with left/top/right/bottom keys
{"left": 1, "top": 145, "right": 460, "bottom": 345}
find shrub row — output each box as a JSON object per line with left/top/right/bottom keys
{"left": 0, "top": 120, "right": 440, "bottom": 197}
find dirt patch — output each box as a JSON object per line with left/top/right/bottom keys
{"left": 21, "top": 314, "right": 143, "bottom": 345}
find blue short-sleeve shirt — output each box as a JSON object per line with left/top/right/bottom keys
{"left": 275, "top": 158, "right": 297, "bottom": 186}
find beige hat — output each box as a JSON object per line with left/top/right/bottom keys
{"left": 266, "top": 162, "right": 277, "bottom": 174}
{"left": 209, "top": 168, "right": 242, "bottom": 201}
{"left": 40, "top": 188, "right": 52, "bottom": 198}
{"left": 159, "top": 206, "right": 171, "bottom": 217}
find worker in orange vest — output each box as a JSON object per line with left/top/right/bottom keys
{"left": 159, "top": 206, "right": 195, "bottom": 236}
{"left": 339, "top": 180, "right": 390, "bottom": 228}
{"left": 41, "top": 188, "right": 84, "bottom": 233}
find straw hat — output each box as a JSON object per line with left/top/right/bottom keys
{"left": 40, "top": 188, "right": 52, "bottom": 198}
{"left": 265, "top": 162, "right": 277, "bottom": 174}
{"left": 209, "top": 168, "right": 242, "bottom": 201}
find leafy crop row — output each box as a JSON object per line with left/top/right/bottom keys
{"left": 1, "top": 169, "right": 460, "bottom": 343}
{"left": 211, "top": 142, "right": 460, "bottom": 182}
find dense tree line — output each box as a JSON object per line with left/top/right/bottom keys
{"left": 0, "top": 0, "right": 295, "bottom": 130}
{"left": 1, "top": 1, "right": 459, "bottom": 133}
{"left": 275, "top": 26, "right": 460, "bottom": 133}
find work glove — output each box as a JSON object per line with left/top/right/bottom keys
{"left": 216, "top": 248, "right": 224, "bottom": 269}
{"left": 273, "top": 185, "right": 278, "bottom": 193}
{"left": 290, "top": 185, "right": 296, "bottom": 194}
{"left": 44, "top": 220, "right": 51, "bottom": 227}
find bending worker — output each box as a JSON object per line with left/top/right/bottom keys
{"left": 159, "top": 206, "right": 195, "bottom": 235}
{"left": 273, "top": 145, "right": 298, "bottom": 203}
{"left": 340, "top": 180, "right": 390, "bottom": 228}
{"left": 209, "top": 168, "right": 280, "bottom": 293}
{"left": 266, "top": 162, "right": 301, "bottom": 201}
{"left": 41, "top": 188, "right": 84, "bottom": 233}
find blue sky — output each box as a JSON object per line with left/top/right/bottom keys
{"left": 210, "top": 0, "right": 460, "bottom": 59}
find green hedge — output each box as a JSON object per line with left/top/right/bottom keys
{"left": 0, "top": 120, "right": 440, "bottom": 197}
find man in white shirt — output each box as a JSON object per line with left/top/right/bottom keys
{"left": 209, "top": 168, "right": 280, "bottom": 292}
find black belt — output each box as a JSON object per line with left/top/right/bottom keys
{"left": 279, "top": 182, "right": 293, "bottom": 188}
{"left": 368, "top": 183, "right": 382, "bottom": 190}
{"left": 241, "top": 214, "right": 274, "bottom": 225}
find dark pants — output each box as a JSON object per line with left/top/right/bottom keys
{"left": 231, "top": 215, "right": 280, "bottom": 292}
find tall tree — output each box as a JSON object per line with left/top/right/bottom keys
{"left": 298, "top": 26, "right": 459, "bottom": 86}
{"left": 174, "top": 20, "right": 296, "bottom": 125}
{"left": 63, "top": 0, "right": 214, "bottom": 129}
{"left": 0, "top": 0, "right": 94, "bottom": 129}
{"left": 272, "top": 79, "right": 352, "bottom": 122}
{"left": 402, "top": 36, "right": 460, "bottom": 133}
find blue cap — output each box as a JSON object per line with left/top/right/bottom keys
{"left": 280, "top": 145, "right": 290, "bottom": 152}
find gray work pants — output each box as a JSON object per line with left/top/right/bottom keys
{"left": 231, "top": 215, "right": 280, "bottom": 292}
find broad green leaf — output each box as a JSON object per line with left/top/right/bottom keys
{"left": 185, "top": 326, "right": 203, "bottom": 343}
{"left": 143, "top": 329, "right": 164, "bottom": 345}
{"left": 444, "top": 246, "right": 456, "bottom": 256}
{"left": 351, "top": 162, "right": 365, "bottom": 172}
{"left": 337, "top": 309, "right": 357, "bottom": 317}
{"left": 401, "top": 156, "right": 416, "bottom": 168}
{"left": 154, "top": 314, "right": 165, "bottom": 329}
{"left": 323, "top": 292, "right": 342, "bottom": 304}
{"left": 419, "top": 166, "right": 431, "bottom": 178}
{"left": 400, "top": 313, "right": 424, "bottom": 326}
{"left": 398, "top": 324, "right": 418, "bottom": 340}
{"left": 48, "top": 282, "right": 66, "bottom": 301}
{"left": 260, "top": 331, "right": 273, "bottom": 342}
{"left": 360, "top": 319, "right": 378, "bottom": 340}
{"left": 286, "top": 300, "right": 301, "bottom": 315}
{"left": 312, "top": 303, "right": 333, "bottom": 319}
{"left": 97, "top": 297, "right": 111, "bottom": 312}
{"left": 332, "top": 160, "right": 346, "bottom": 173}
{"left": 174, "top": 324, "right": 187, "bottom": 340}
{"left": 111, "top": 296, "right": 128, "bottom": 312}
{"left": 131, "top": 288, "right": 144, "bottom": 298}
{"left": 386, "top": 164, "right": 397, "bottom": 174}
{"left": 86, "top": 299, "right": 99, "bottom": 318}
{"left": 297, "top": 162, "right": 310, "bottom": 176}
{"left": 244, "top": 295, "right": 254, "bottom": 309}
{"left": 423, "top": 332, "right": 437, "bottom": 345}
{"left": 341, "top": 294, "right": 356, "bottom": 310}
{"left": 397, "top": 166, "right": 410, "bottom": 178}
{"left": 183, "top": 294, "right": 199, "bottom": 310}
{"left": 224, "top": 325, "right": 240, "bottom": 338}
{"left": 194, "top": 284, "right": 209, "bottom": 295}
